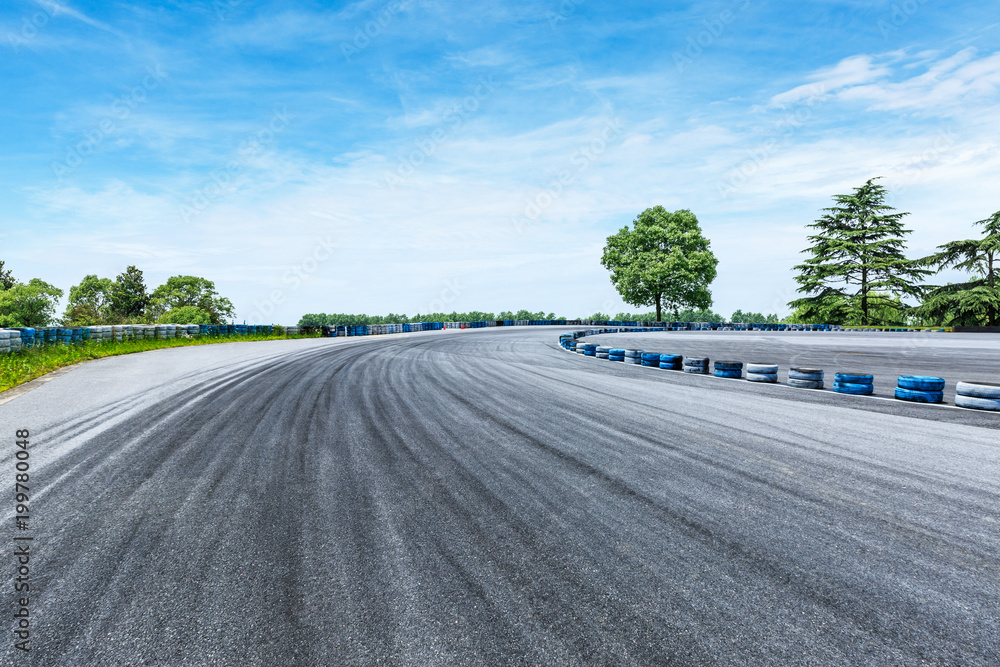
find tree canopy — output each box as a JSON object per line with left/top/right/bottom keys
{"left": 0, "top": 279, "right": 63, "bottom": 327}
{"left": 149, "top": 275, "right": 234, "bottom": 325}
{"left": 601, "top": 207, "right": 718, "bottom": 321}
{"left": 63, "top": 274, "right": 115, "bottom": 325}
{"left": 790, "top": 178, "right": 930, "bottom": 325}
{"left": 110, "top": 265, "right": 150, "bottom": 320}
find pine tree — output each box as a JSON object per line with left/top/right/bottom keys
{"left": 109, "top": 265, "right": 150, "bottom": 320}
{"left": 915, "top": 210, "right": 1000, "bottom": 326}
{"left": 789, "top": 178, "right": 931, "bottom": 325}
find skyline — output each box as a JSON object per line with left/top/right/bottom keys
{"left": 2, "top": 0, "right": 999, "bottom": 323}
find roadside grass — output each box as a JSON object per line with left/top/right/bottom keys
{"left": 0, "top": 333, "right": 319, "bottom": 394}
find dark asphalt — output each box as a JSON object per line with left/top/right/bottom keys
{"left": 2, "top": 327, "right": 998, "bottom": 665}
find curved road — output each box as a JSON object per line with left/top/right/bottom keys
{"left": 2, "top": 328, "right": 998, "bottom": 665}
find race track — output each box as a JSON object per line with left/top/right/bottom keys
{"left": 2, "top": 327, "right": 998, "bottom": 665}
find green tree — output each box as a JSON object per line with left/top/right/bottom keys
{"left": 63, "top": 274, "right": 115, "bottom": 325}
{"left": 157, "top": 305, "right": 212, "bottom": 325}
{"left": 729, "top": 309, "right": 782, "bottom": 324}
{"left": 0, "top": 261, "right": 15, "bottom": 290}
{"left": 149, "top": 275, "right": 234, "bottom": 325}
{"left": 0, "top": 279, "right": 63, "bottom": 327}
{"left": 790, "top": 178, "right": 930, "bottom": 325}
{"left": 914, "top": 210, "right": 1000, "bottom": 326}
{"left": 602, "top": 207, "right": 718, "bottom": 321}
{"left": 109, "top": 265, "right": 150, "bottom": 320}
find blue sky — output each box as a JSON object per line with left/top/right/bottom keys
{"left": 1, "top": 0, "right": 998, "bottom": 322}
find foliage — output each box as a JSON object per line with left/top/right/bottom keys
{"left": 110, "top": 265, "right": 150, "bottom": 320}
{"left": 157, "top": 306, "right": 213, "bottom": 325}
{"left": 498, "top": 310, "right": 557, "bottom": 320}
{"left": 602, "top": 207, "right": 718, "bottom": 321}
{"left": 0, "top": 279, "right": 63, "bottom": 327}
{"left": 790, "top": 178, "right": 930, "bottom": 325}
{"left": 914, "top": 210, "right": 1000, "bottom": 326}
{"left": 149, "top": 275, "right": 234, "bottom": 325}
{"left": 299, "top": 311, "right": 567, "bottom": 326}
{"left": 63, "top": 274, "right": 115, "bottom": 325}
{"left": 0, "top": 261, "right": 15, "bottom": 290}
{"left": 729, "top": 309, "right": 782, "bottom": 324}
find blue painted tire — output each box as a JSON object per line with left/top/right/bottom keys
{"left": 956, "top": 381, "right": 1000, "bottom": 399}
{"left": 897, "top": 376, "right": 945, "bottom": 392}
{"left": 955, "top": 394, "right": 1000, "bottom": 411}
{"left": 835, "top": 373, "right": 873, "bottom": 384}
{"left": 659, "top": 354, "right": 683, "bottom": 364}
{"left": 659, "top": 362, "right": 681, "bottom": 370}
{"left": 609, "top": 355, "right": 625, "bottom": 362}
{"left": 714, "top": 361, "right": 743, "bottom": 371}
{"left": 641, "top": 353, "right": 660, "bottom": 362}
{"left": 746, "top": 372, "right": 777, "bottom": 383}
{"left": 714, "top": 369, "right": 742, "bottom": 379}
{"left": 609, "top": 349, "right": 625, "bottom": 356}
{"left": 833, "top": 381, "right": 874, "bottom": 395}
{"left": 894, "top": 387, "right": 943, "bottom": 403}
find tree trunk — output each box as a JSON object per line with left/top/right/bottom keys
{"left": 655, "top": 294, "right": 662, "bottom": 322}
{"left": 860, "top": 266, "right": 869, "bottom": 326}
{"left": 989, "top": 251, "right": 997, "bottom": 327}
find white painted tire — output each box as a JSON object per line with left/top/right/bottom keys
{"left": 956, "top": 381, "right": 1000, "bottom": 400}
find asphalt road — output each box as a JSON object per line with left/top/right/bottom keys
{"left": 1, "top": 327, "right": 998, "bottom": 665}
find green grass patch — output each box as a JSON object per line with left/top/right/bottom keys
{"left": 0, "top": 333, "right": 319, "bottom": 394}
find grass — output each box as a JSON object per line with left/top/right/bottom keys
{"left": 0, "top": 333, "right": 319, "bottom": 394}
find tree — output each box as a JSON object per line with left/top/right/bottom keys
{"left": 0, "top": 261, "right": 15, "bottom": 290}
{"left": 914, "top": 211, "right": 1000, "bottom": 326}
{"left": 149, "top": 275, "right": 234, "bottom": 325}
{"left": 790, "top": 178, "right": 930, "bottom": 325}
{"left": 602, "top": 207, "right": 718, "bottom": 321}
{"left": 63, "top": 274, "right": 115, "bottom": 325}
{"left": 730, "top": 309, "right": 782, "bottom": 324}
{"left": 109, "top": 265, "right": 150, "bottom": 320}
{"left": 157, "top": 306, "right": 212, "bottom": 325}
{"left": 0, "top": 279, "right": 63, "bottom": 327}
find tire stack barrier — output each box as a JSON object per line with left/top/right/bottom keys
{"left": 683, "top": 357, "right": 709, "bottom": 374}
{"left": 70, "top": 327, "right": 82, "bottom": 344}
{"left": 895, "top": 376, "right": 944, "bottom": 403}
{"left": 746, "top": 363, "right": 778, "bottom": 383}
{"left": 609, "top": 348, "right": 625, "bottom": 361}
{"left": 789, "top": 368, "right": 824, "bottom": 389}
{"left": 714, "top": 360, "right": 743, "bottom": 379}
{"left": 0, "top": 330, "right": 9, "bottom": 354}
{"left": 584, "top": 344, "right": 598, "bottom": 357}
{"left": 955, "top": 382, "right": 1000, "bottom": 411}
{"left": 639, "top": 352, "right": 659, "bottom": 367}
{"left": 596, "top": 346, "right": 610, "bottom": 359}
{"left": 624, "top": 350, "right": 642, "bottom": 365}
{"left": 13, "top": 328, "right": 35, "bottom": 349}
{"left": 833, "top": 372, "right": 874, "bottom": 395}
{"left": 575, "top": 342, "right": 586, "bottom": 354}
{"left": 658, "top": 354, "right": 683, "bottom": 370}
{"left": 57, "top": 327, "right": 72, "bottom": 345}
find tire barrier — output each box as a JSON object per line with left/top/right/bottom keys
{"left": 641, "top": 352, "right": 660, "bottom": 367}
{"left": 624, "top": 350, "right": 642, "bottom": 365}
{"left": 683, "top": 357, "right": 709, "bottom": 374}
{"left": 895, "top": 376, "right": 944, "bottom": 404}
{"left": 658, "top": 353, "right": 683, "bottom": 370}
{"left": 0, "top": 330, "right": 9, "bottom": 354}
{"left": 833, "top": 372, "right": 874, "bottom": 395}
{"left": 609, "top": 348, "right": 625, "bottom": 362}
{"left": 584, "top": 344, "right": 598, "bottom": 357}
{"left": 788, "top": 368, "right": 824, "bottom": 390}
{"left": 596, "top": 346, "right": 611, "bottom": 359}
{"left": 746, "top": 363, "right": 778, "bottom": 383}
{"left": 955, "top": 382, "right": 1000, "bottom": 410}
{"left": 713, "top": 360, "right": 743, "bottom": 379}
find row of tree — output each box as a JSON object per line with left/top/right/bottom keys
{"left": 0, "top": 263, "right": 236, "bottom": 328}
{"left": 300, "top": 310, "right": 563, "bottom": 327}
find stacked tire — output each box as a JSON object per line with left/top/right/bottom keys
{"left": 609, "top": 348, "right": 625, "bottom": 362}
{"left": 895, "top": 376, "right": 944, "bottom": 404}
{"left": 658, "top": 354, "right": 683, "bottom": 370}
{"left": 0, "top": 330, "right": 9, "bottom": 354}
{"left": 596, "top": 346, "right": 611, "bottom": 359}
{"left": 789, "top": 368, "right": 824, "bottom": 389}
{"left": 584, "top": 344, "right": 598, "bottom": 357}
{"left": 624, "top": 350, "right": 641, "bottom": 365}
{"left": 834, "top": 372, "right": 874, "bottom": 395}
{"left": 746, "top": 363, "right": 778, "bottom": 383}
{"left": 683, "top": 357, "right": 709, "bottom": 374}
{"left": 955, "top": 382, "right": 1000, "bottom": 411}
{"left": 575, "top": 342, "right": 586, "bottom": 354}
{"left": 641, "top": 352, "right": 660, "bottom": 367}
{"left": 714, "top": 361, "right": 743, "bottom": 379}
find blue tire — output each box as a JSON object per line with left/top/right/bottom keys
{"left": 835, "top": 373, "right": 873, "bottom": 384}
{"left": 609, "top": 349, "right": 625, "bottom": 356}
{"left": 714, "top": 369, "right": 742, "bottom": 379}
{"left": 714, "top": 361, "right": 743, "bottom": 371}
{"left": 609, "top": 355, "right": 625, "bottom": 362}
{"left": 894, "top": 387, "right": 943, "bottom": 403}
{"left": 833, "top": 381, "right": 874, "bottom": 395}
{"left": 659, "top": 354, "right": 682, "bottom": 364}
{"left": 659, "top": 362, "right": 681, "bottom": 370}
{"left": 897, "top": 376, "right": 945, "bottom": 392}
